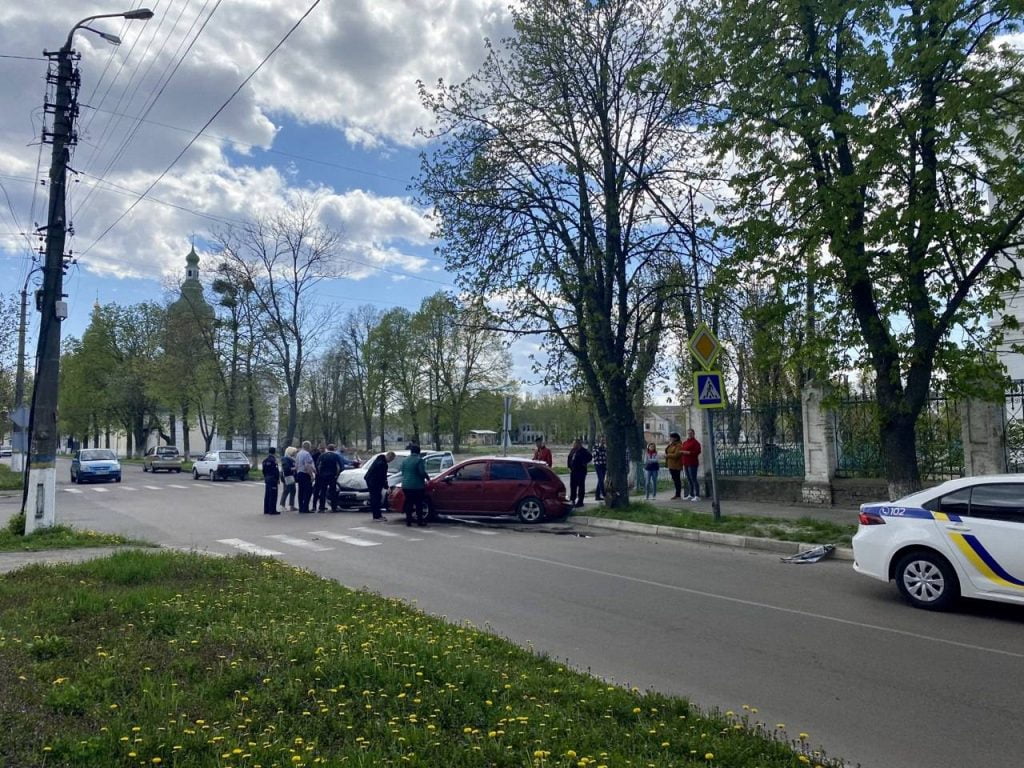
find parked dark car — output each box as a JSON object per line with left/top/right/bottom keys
{"left": 389, "top": 456, "right": 570, "bottom": 523}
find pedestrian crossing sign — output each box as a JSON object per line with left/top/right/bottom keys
{"left": 694, "top": 371, "right": 725, "bottom": 409}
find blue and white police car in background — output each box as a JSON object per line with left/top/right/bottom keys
{"left": 853, "top": 475, "right": 1024, "bottom": 610}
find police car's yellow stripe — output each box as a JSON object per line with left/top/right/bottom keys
{"left": 933, "top": 511, "right": 950, "bottom": 521}
{"left": 947, "top": 533, "right": 1024, "bottom": 590}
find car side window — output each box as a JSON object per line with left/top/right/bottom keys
{"left": 489, "top": 462, "right": 527, "bottom": 481}
{"left": 967, "top": 484, "right": 1024, "bottom": 524}
{"left": 441, "top": 455, "right": 454, "bottom": 469}
{"left": 528, "top": 465, "right": 553, "bottom": 482}
{"left": 423, "top": 456, "right": 442, "bottom": 474}
{"left": 935, "top": 488, "right": 970, "bottom": 517}
{"left": 454, "top": 463, "right": 485, "bottom": 481}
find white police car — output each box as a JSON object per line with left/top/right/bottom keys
{"left": 853, "top": 475, "right": 1024, "bottom": 610}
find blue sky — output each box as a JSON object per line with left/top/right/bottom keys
{"left": 0, "top": 0, "right": 522, "bottom": 366}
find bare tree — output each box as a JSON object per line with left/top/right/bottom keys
{"left": 212, "top": 193, "right": 346, "bottom": 446}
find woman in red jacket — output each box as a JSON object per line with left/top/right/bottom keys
{"left": 681, "top": 428, "right": 702, "bottom": 501}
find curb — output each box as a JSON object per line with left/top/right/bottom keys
{"left": 569, "top": 516, "right": 854, "bottom": 561}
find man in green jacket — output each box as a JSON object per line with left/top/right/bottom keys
{"left": 400, "top": 444, "right": 431, "bottom": 527}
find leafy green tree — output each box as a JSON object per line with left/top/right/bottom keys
{"left": 412, "top": 294, "right": 510, "bottom": 452}
{"left": 371, "top": 308, "right": 425, "bottom": 445}
{"left": 669, "top": 0, "right": 1024, "bottom": 495}
{"left": 417, "top": 0, "right": 702, "bottom": 505}
{"left": 339, "top": 306, "right": 383, "bottom": 450}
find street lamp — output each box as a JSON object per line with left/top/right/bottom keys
{"left": 22, "top": 8, "right": 153, "bottom": 535}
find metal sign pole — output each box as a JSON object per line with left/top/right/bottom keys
{"left": 706, "top": 408, "right": 721, "bottom": 521}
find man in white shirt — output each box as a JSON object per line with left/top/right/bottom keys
{"left": 295, "top": 441, "right": 316, "bottom": 514}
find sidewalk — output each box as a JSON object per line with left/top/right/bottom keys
{"left": 566, "top": 494, "right": 858, "bottom": 560}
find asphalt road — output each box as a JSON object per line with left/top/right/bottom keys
{"left": 5, "top": 460, "right": 1024, "bottom": 768}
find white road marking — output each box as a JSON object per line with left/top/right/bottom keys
{"left": 64, "top": 488, "right": 83, "bottom": 494}
{"left": 266, "top": 534, "right": 333, "bottom": 552}
{"left": 217, "top": 538, "right": 283, "bottom": 556}
{"left": 92, "top": 487, "right": 110, "bottom": 493}
{"left": 168, "top": 484, "right": 188, "bottom": 489}
{"left": 410, "top": 528, "right": 460, "bottom": 538}
{"left": 307, "top": 530, "right": 382, "bottom": 547}
{"left": 349, "top": 526, "right": 423, "bottom": 541}
{"left": 144, "top": 485, "right": 161, "bottom": 490}
{"left": 120, "top": 486, "right": 138, "bottom": 491}
{"left": 461, "top": 527, "right": 500, "bottom": 535}
{"left": 478, "top": 548, "right": 1024, "bottom": 661}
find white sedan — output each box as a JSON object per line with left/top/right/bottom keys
{"left": 335, "top": 450, "right": 454, "bottom": 509}
{"left": 852, "top": 475, "right": 1024, "bottom": 610}
{"left": 192, "top": 450, "right": 252, "bottom": 481}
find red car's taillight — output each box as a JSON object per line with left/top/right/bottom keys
{"left": 858, "top": 511, "right": 886, "bottom": 525}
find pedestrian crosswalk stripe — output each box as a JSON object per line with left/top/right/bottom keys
{"left": 144, "top": 485, "right": 161, "bottom": 490}
{"left": 349, "top": 526, "right": 423, "bottom": 541}
{"left": 64, "top": 488, "right": 83, "bottom": 494}
{"left": 92, "top": 487, "right": 109, "bottom": 493}
{"left": 307, "top": 530, "right": 381, "bottom": 547}
{"left": 265, "top": 534, "right": 333, "bottom": 552}
{"left": 409, "top": 528, "right": 460, "bottom": 539}
{"left": 120, "top": 486, "right": 138, "bottom": 491}
{"left": 168, "top": 484, "right": 188, "bottom": 489}
{"left": 462, "top": 527, "right": 499, "bottom": 535}
{"left": 217, "top": 538, "right": 283, "bottom": 556}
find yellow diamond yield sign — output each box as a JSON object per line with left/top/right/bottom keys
{"left": 688, "top": 322, "right": 720, "bottom": 370}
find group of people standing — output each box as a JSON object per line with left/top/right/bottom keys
{"left": 532, "top": 436, "right": 608, "bottom": 507}
{"left": 532, "top": 429, "right": 702, "bottom": 504}
{"left": 660, "top": 429, "right": 702, "bottom": 500}
{"left": 260, "top": 441, "right": 357, "bottom": 516}
{"left": 260, "top": 442, "right": 432, "bottom": 526}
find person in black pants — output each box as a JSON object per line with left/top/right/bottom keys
{"left": 364, "top": 450, "right": 395, "bottom": 521}
{"left": 315, "top": 444, "right": 343, "bottom": 512}
{"left": 261, "top": 447, "right": 280, "bottom": 515}
{"left": 592, "top": 436, "right": 607, "bottom": 501}
{"left": 567, "top": 438, "right": 592, "bottom": 508}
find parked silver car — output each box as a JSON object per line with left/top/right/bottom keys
{"left": 143, "top": 445, "right": 183, "bottom": 473}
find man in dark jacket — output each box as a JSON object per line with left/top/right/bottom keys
{"left": 567, "top": 438, "right": 592, "bottom": 508}
{"left": 364, "top": 450, "right": 396, "bottom": 521}
{"left": 261, "top": 447, "right": 280, "bottom": 515}
{"left": 315, "top": 444, "right": 343, "bottom": 512}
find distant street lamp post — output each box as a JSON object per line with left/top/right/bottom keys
{"left": 22, "top": 8, "right": 153, "bottom": 535}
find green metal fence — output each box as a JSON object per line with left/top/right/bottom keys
{"left": 1004, "top": 380, "right": 1024, "bottom": 472}
{"left": 832, "top": 393, "right": 963, "bottom": 481}
{"left": 713, "top": 401, "right": 804, "bottom": 477}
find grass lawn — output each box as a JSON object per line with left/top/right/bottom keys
{"left": 581, "top": 503, "right": 857, "bottom": 546}
{"left": 0, "top": 463, "right": 23, "bottom": 491}
{"left": 0, "top": 550, "right": 845, "bottom": 768}
{"left": 0, "top": 511, "right": 148, "bottom": 552}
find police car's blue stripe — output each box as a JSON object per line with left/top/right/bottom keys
{"left": 960, "top": 535, "right": 1024, "bottom": 587}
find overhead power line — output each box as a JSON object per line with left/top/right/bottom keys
{"left": 79, "top": 0, "right": 325, "bottom": 258}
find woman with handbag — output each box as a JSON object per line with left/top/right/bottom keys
{"left": 279, "top": 446, "right": 298, "bottom": 512}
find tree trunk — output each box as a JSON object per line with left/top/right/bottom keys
{"left": 285, "top": 383, "right": 298, "bottom": 447}
{"left": 881, "top": 413, "right": 921, "bottom": 499}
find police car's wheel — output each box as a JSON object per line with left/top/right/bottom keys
{"left": 192, "top": 468, "right": 200, "bottom": 480}
{"left": 895, "top": 550, "right": 959, "bottom": 611}
{"left": 517, "top": 496, "right": 544, "bottom": 523}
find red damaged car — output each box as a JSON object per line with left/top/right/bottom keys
{"left": 389, "top": 456, "right": 571, "bottom": 523}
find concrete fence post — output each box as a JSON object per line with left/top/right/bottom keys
{"left": 960, "top": 399, "right": 1007, "bottom": 476}
{"left": 801, "top": 382, "right": 837, "bottom": 504}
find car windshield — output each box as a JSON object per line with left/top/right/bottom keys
{"left": 219, "top": 451, "right": 247, "bottom": 461}
{"left": 81, "top": 449, "right": 116, "bottom": 461}
{"left": 156, "top": 448, "right": 178, "bottom": 456}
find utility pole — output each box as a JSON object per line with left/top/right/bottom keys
{"left": 11, "top": 286, "right": 28, "bottom": 473}
{"left": 22, "top": 8, "right": 154, "bottom": 535}
{"left": 23, "top": 40, "right": 76, "bottom": 534}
